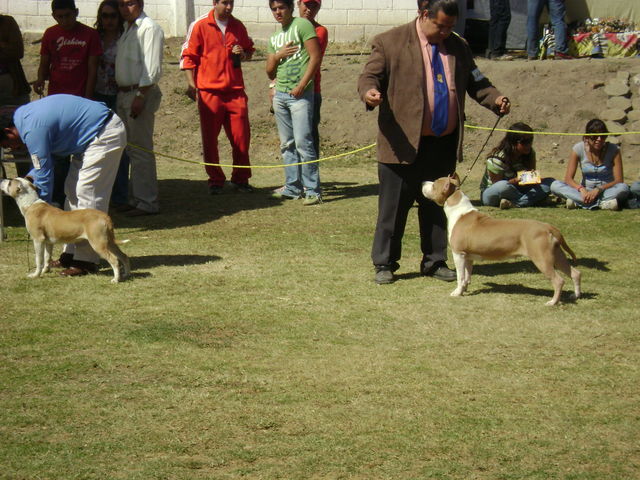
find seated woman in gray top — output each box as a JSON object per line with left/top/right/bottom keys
{"left": 551, "top": 118, "right": 630, "bottom": 211}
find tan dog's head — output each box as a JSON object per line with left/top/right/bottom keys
{"left": 421, "top": 173, "right": 460, "bottom": 206}
{"left": 0, "top": 177, "right": 40, "bottom": 204}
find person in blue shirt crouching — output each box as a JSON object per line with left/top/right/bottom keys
{"left": 0, "top": 94, "right": 127, "bottom": 276}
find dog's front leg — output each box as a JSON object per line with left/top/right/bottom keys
{"left": 450, "top": 252, "right": 468, "bottom": 297}
{"left": 28, "top": 241, "right": 46, "bottom": 278}
{"left": 42, "top": 243, "right": 53, "bottom": 273}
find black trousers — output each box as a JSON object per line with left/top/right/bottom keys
{"left": 488, "top": 0, "right": 512, "bottom": 57}
{"left": 371, "top": 133, "right": 458, "bottom": 273}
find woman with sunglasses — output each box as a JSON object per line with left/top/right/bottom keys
{"left": 94, "top": 0, "right": 129, "bottom": 210}
{"left": 551, "top": 119, "right": 630, "bottom": 210}
{"left": 480, "top": 122, "right": 554, "bottom": 209}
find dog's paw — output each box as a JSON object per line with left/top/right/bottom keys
{"left": 27, "top": 271, "right": 42, "bottom": 279}
{"left": 545, "top": 299, "right": 559, "bottom": 306}
{"left": 450, "top": 289, "right": 463, "bottom": 297}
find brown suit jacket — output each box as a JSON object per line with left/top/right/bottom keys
{"left": 358, "top": 20, "right": 502, "bottom": 165}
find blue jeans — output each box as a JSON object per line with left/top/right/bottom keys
{"left": 312, "top": 92, "right": 322, "bottom": 161}
{"left": 481, "top": 178, "right": 553, "bottom": 207}
{"left": 550, "top": 180, "right": 630, "bottom": 209}
{"left": 273, "top": 89, "right": 320, "bottom": 198}
{"left": 527, "top": 0, "right": 568, "bottom": 57}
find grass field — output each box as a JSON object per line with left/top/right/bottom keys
{"left": 1, "top": 144, "right": 639, "bottom": 479}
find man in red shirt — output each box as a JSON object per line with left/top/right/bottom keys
{"left": 33, "top": 0, "right": 103, "bottom": 209}
{"left": 181, "top": 0, "right": 255, "bottom": 195}
{"left": 34, "top": 0, "right": 102, "bottom": 98}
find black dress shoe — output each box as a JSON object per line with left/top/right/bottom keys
{"left": 60, "top": 260, "right": 99, "bottom": 277}
{"left": 422, "top": 264, "right": 456, "bottom": 282}
{"left": 375, "top": 269, "right": 395, "bottom": 285}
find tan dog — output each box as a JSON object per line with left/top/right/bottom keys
{"left": 0, "top": 177, "right": 130, "bottom": 283}
{"left": 422, "top": 174, "right": 581, "bottom": 306}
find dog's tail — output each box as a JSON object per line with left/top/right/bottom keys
{"left": 549, "top": 226, "right": 577, "bottom": 262}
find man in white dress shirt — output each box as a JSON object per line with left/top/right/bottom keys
{"left": 115, "top": 0, "right": 164, "bottom": 216}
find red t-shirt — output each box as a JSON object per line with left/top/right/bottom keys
{"left": 180, "top": 11, "right": 255, "bottom": 92}
{"left": 40, "top": 22, "right": 102, "bottom": 97}
{"left": 314, "top": 24, "right": 328, "bottom": 94}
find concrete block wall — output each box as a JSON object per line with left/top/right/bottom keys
{"left": 2, "top": 0, "right": 423, "bottom": 42}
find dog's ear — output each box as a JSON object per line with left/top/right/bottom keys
{"left": 450, "top": 172, "right": 461, "bottom": 186}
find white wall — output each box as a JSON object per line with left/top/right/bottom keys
{"left": 1, "top": 0, "right": 424, "bottom": 41}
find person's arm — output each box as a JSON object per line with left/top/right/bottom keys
{"left": 290, "top": 37, "right": 320, "bottom": 98}
{"left": 23, "top": 129, "right": 55, "bottom": 203}
{"left": 266, "top": 42, "right": 298, "bottom": 80}
{"left": 183, "top": 68, "right": 197, "bottom": 101}
{"left": 357, "top": 37, "right": 386, "bottom": 109}
{"left": 84, "top": 55, "right": 99, "bottom": 98}
{"left": 34, "top": 54, "right": 50, "bottom": 96}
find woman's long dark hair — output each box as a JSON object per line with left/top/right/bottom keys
{"left": 94, "top": 0, "right": 123, "bottom": 35}
{"left": 487, "top": 122, "right": 535, "bottom": 170}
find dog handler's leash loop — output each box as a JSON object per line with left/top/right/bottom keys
{"left": 459, "top": 97, "right": 509, "bottom": 187}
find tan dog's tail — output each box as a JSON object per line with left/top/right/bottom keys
{"left": 549, "top": 226, "right": 577, "bottom": 262}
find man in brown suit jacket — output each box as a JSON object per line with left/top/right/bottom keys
{"left": 358, "top": 0, "right": 510, "bottom": 285}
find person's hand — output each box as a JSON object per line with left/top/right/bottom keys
{"left": 231, "top": 44, "right": 245, "bottom": 58}
{"left": 33, "top": 79, "right": 45, "bottom": 96}
{"left": 582, "top": 187, "right": 599, "bottom": 204}
{"left": 290, "top": 84, "right": 304, "bottom": 99}
{"left": 496, "top": 96, "right": 510, "bottom": 115}
{"left": 276, "top": 42, "right": 298, "bottom": 61}
{"left": 365, "top": 88, "right": 382, "bottom": 108}
{"left": 186, "top": 85, "right": 197, "bottom": 102}
{"left": 130, "top": 95, "right": 145, "bottom": 119}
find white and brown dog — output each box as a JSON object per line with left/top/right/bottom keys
{"left": 422, "top": 174, "right": 580, "bottom": 306}
{"left": 1, "top": 177, "right": 130, "bottom": 283}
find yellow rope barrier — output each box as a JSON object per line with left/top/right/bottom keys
{"left": 128, "top": 142, "right": 376, "bottom": 168}
{"left": 128, "top": 123, "right": 639, "bottom": 168}
{"left": 465, "top": 125, "right": 640, "bottom": 136}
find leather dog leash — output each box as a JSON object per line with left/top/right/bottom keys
{"left": 459, "top": 97, "right": 509, "bottom": 187}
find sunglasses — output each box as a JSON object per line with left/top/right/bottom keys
{"left": 516, "top": 138, "right": 533, "bottom": 145}
{"left": 588, "top": 134, "right": 608, "bottom": 140}
{"left": 101, "top": 12, "right": 118, "bottom": 19}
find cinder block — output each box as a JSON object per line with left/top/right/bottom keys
{"left": 378, "top": 9, "right": 411, "bottom": 25}
{"left": 348, "top": 9, "right": 378, "bottom": 25}
{"left": 339, "top": 0, "right": 364, "bottom": 8}
{"left": 364, "top": 25, "right": 392, "bottom": 41}
{"left": 333, "top": 25, "right": 366, "bottom": 43}
{"left": 243, "top": 22, "right": 278, "bottom": 42}
{"left": 393, "top": 0, "right": 419, "bottom": 8}
{"left": 233, "top": 6, "right": 260, "bottom": 23}
{"left": 320, "top": 9, "right": 348, "bottom": 25}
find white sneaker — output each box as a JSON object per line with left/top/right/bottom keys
{"left": 499, "top": 198, "right": 513, "bottom": 210}
{"left": 600, "top": 198, "right": 619, "bottom": 211}
{"left": 566, "top": 198, "right": 577, "bottom": 209}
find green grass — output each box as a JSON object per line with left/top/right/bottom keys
{"left": 1, "top": 153, "right": 639, "bottom": 479}
{"left": 2, "top": 48, "right": 640, "bottom": 479}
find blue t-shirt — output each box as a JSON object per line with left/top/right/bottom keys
{"left": 15, "top": 94, "right": 112, "bottom": 203}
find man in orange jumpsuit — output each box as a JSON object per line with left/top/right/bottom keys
{"left": 180, "top": 0, "right": 255, "bottom": 194}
